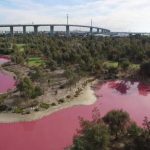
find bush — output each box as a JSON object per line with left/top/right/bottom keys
{"left": 0, "top": 105, "right": 8, "bottom": 112}
{"left": 140, "top": 61, "right": 150, "bottom": 76}
{"left": 31, "top": 86, "right": 43, "bottom": 99}
{"left": 103, "top": 110, "right": 130, "bottom": 137}
{"left": 29, "top": 67, "right": 43, "bottom": 81}
{"left": 13, "top": 107, "right": 23, "bottom": 114}
{"left": 119, "top": 60, "right": 130, "bottom": 70}
{"left": 0, "top": 94, "right": 8, "bottom": 104}
{"left": 127, "top": 122, "right": 142, "bottom": 137}
{"left": 58, "top": 99, "right": 65, "bottom": 104}
{"left": 17, "top": 77, "right": 43, "bottom": 99}
{"left": 51, "top": 103, "right": 56, "bottom": 106}
{"left": 34, "top": 108, "right": 39, "bottom": 112}
{"left": 66, "top": 95, "right": 71, "bottom": 99}
{"left": 71, "top": 119, "right": 110, "bottom": 150}
{"left": 40, "top": 103, "right": 50, "bottom": 109}
{"left": 17, "top": 77, "right": 34, "bottom": 99}
{"left": 47, "top": 59, "right": 57, "bottom": 71}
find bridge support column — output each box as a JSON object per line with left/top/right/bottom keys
{"left": 101, "top": 29, "right": 105, "bottom": 34}
{"left": 23, "top": 26, "right": 26, "bottom": 35}
{"left": 66, "top": 25, "right": 70, "bottom": 37}
{"left": 50, "top": 25, "right": 54, "bottom": 36}
{"left": 90, "top": 27, "right": 93, "bottom": 35}
{"left": 34, "top": 25, "right": 38, "bottom": 35}
{"left": 10, "top": 26, "right": 14, "bottom": 37}
{"left": 97, "top": 28, "right": 100, "bottom": 33}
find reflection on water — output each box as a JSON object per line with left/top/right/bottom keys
{"left": 108, "top": 80, "right": 150, "bottom": 96}
{"left": 108, "top": 80, "right": 131, "bottom": 94}
{"left": 0, "top": 80, "right": 149, "bottom": 150}
{"left": 138, "top": 83, "right": 150, "bottom": 96}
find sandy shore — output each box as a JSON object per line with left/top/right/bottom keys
{"left": 0, "top": 80, "right": 98, "bottom": 123}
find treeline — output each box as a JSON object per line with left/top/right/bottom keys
{"left": 0, "top": 35, "right": 150, "bottom": 76}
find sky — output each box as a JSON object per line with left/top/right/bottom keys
{"left": 0, "top": 0, "right": 150, "bottom": 32}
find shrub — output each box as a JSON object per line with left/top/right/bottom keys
{"left": 31, "top": 86, "right": 43, "bottom": 99}
{"left": 34, "top": 108, "right": 39, "bottom": 112}
{"left": 103, "top": 110, "right": 130, "bottom": 137}
{"left": 17, "top": 77, "right": 43, "bottom": 99}
{"left": 40, "top": 103, "right": 50, "bottom": 109}
{"left": 140, "top": 61, "right": 150, "bottom": 76}
{"left": 66, "top": 95, "right": 71, "bottom": 99}
{"left": 0, "top": 105, "right": 8, "bottom": 112}
{"left": 0, "top": 94, "right": 8, "bottom": 104}
{"left": 127, "top": 122, "right": 142, "bottom": 137}
{"left": 58, "top": 98, "right": 65, "bottom": 104}
{"left": 13, "top": 107, "right": 23, "bottom": 114}
{"left": 71, "top": 119, "right": 110, "bottom": 150}
{"left": 119, "top": 60, "right": 130, "bottom": 70}
{"left": 51, "top": 103, "right": 56, "bottom": 106}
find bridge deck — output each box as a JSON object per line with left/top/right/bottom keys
{"left": 0, "top": 24, "right": 110, "bottom": 31}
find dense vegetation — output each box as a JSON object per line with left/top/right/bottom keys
{"left": 0, "top": 35, "right": 150, "bottom": 75}
{"left": 0, "top": 35, "right": 150, "bottom": 148}
{"left": 0, "top": 35, "right": 150, "bottom": 113}
{"left": 70, "top": 109, "right": 150, "bottom": 150}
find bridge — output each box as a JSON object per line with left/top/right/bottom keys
{"left": 0, "top": 24, "right": 110, "bottom": 36}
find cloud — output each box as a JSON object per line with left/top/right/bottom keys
{"left": 0, "top": 0, "right": 150, "bottom": 32}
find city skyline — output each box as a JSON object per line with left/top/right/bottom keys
{"left": 0, "top": 0, "right": 150, "bottom": 32}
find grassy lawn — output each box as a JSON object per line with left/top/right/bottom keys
{"left": 103, "top": 61, "right": 119, "bottom": 69}
{"left": 103, "top": 61, "right": 140, "bottom": 70}
{"left": 27, "top": 57, "right": 45, "bottom": 67}
{"left": 16, "top": 44, "right": 26, "bottom": 52}
{"left": 129, "top": 64, "right": 140, "bottom": 70}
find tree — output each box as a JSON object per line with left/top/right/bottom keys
{"left": 126, "top": 117, "right": 150, "bottom": 150}
{"left": 103, "top": 110, "right": 130, "bottom": 138}
{"left": 71, "top": 109, "right": 110, "bottom": 150}
{"left": 29, "top": 67, "right": 43, "bottom": 82}
{"left": 140, "top": 61, "right": 150, "bottom": 76}
{"left": 119, "top": 59, "right": 130, "bottom": 70}
{"left": 17, "top": 77, "right": 43, "bottom": 99}
{"left": 17, "top": 77, "right": 34, "bottom": 99}
{"left": 64, "top": 67, "right": 79, "bottom": 89}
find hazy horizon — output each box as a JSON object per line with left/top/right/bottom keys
{"left": 0, "top": 0, "right": 150, "bottom": 32}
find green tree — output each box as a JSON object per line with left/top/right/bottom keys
{"left": 140, "top": 61, "right": 150, "bottom": 76}
{"left": 71, "top": 109, "right": 110, "bottom": 150}
{"left": 126, "top": 117, "right": 150, "bottom": 150}
{"left": 103, "top": 110, "right": 130, "bottom": 138}
{"left": 17, "top": 77, "right": 43, "bottom": 99}
{"left": 17, "top": 77, "right": 34, "bottom": 99}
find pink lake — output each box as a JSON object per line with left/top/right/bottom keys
{"left": 0, "top": 80, "right": 150, "bottom": 150}
{"left": 0, "top": 57, "right": 16, "bottom": 94}
{"left": 0, "top": 56, "right": 10, "bottom": 65}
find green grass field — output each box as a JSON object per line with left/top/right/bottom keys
{"left": 16, "top": 44, "right": 26, "bottom": 52}
{"left": 129, "top": 64, "right": 140, "bottom": 70}
{"left": 27, "top": 57, "right": 45, "bottom": 67}
{"left": 103, "top": 61, "right": 119, "bottom": 69}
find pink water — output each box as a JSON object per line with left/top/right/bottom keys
{"left": 0, "top": 57, "right": 10, "bottom": 65}
{"left": 0, "top": 57, "right": 16, "bottom": 94}
{"left": 0, "top": 80, "right": 150, "bottom": 150}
